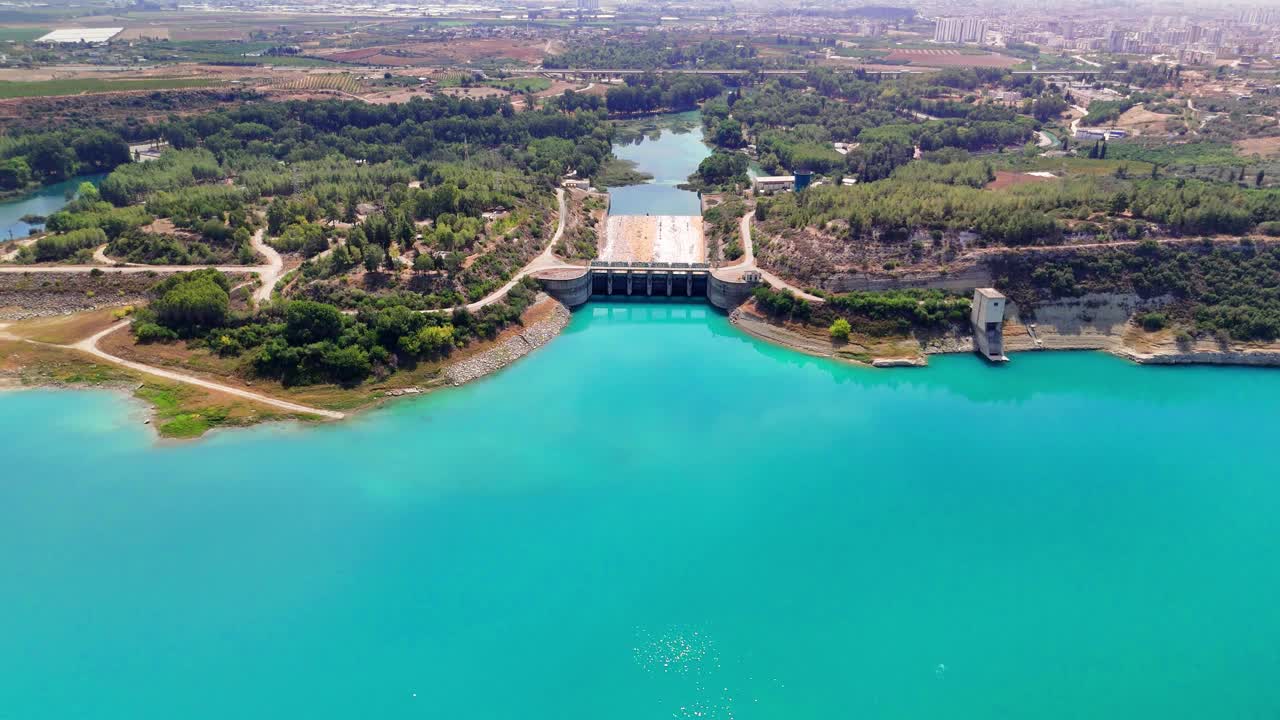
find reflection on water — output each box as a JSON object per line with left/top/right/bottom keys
{"left": 4, "top": 303, "right": 1280, "bottom": 719}
{"left": 0, "top": 173, "right": 106, "bottom": 240}
{"left": 609, "top": 111, "right": 710, "bottom": 217}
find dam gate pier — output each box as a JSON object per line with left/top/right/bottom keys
{"left": 536, "top": 262, "right": 760, "bottom": 311}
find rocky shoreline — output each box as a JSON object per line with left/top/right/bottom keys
{"left": 444, "top": 297, "right": 572, "bottom": 385}
{"left": 0, "top": 272, "right": 153, "bottom": 321}
{"left": 730, "top": 304, "right": 1280, "bottom": 369}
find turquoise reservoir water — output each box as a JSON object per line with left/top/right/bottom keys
{"left": 609, "top": 111, "right": 710, "bottom": 216}
{"left": 3, "top": 304, "right": 1280, "bottom": 719}
{"left": 0, "top": 173, "right": 106, "bottom": 239}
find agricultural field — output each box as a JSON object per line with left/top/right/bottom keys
{"left": 0, "top": 76, "right": 220, "bottom": 100}
{"left": 0, "top": 26, "right": 47, "bottom": 42}
{"left": 486, "top": 76, "right": 551, "bottom": 93}
{"left": 271, "top": 72, "right": 363, "bottom": 95}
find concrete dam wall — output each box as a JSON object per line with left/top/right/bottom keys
{"left": 536, "top": 262, "right": 758, "bottom": 311}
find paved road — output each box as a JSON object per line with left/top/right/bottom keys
{"left": 68, "top": 321, "right": 345, "bottom": 419}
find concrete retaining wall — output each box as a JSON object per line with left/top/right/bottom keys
{"left": 538, "top": 271, "right": 592, "bottom": 308}
{"left": 708, "top": 274, "right": 755, "bottom": 310}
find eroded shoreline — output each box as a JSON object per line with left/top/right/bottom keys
{"left": 729, "top": 302, "right": 1280, "bottom": 369}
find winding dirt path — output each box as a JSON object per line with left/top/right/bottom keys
{"left": 735, "top": 213, "right": 824, "bottom": 303}
{"left": 4, "top": 228, "right": 284, "bottom": 303}
{"left": 67, "top": 321, "right": 344, "bottom": 419}
{"left": 452, "top": 188, "right": 573, "bottom": 312}
{"left": 0, "top": 236, "right": 37, "bottom": 262}
{"left": 248, "top": 227, "right": 283, "bottom": 305}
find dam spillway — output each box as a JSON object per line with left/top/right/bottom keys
{"left": 537, "top": 261, "right": 759, "bottom": 311}
{"left": 537, "top": 110, "right": 758, "bottom": 309}
{"left": 600, "top": 215, "right": 705, "bottom": 263}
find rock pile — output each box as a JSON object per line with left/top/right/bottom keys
{"left": 444, "top": 300, "right": 571, "bottom": 385}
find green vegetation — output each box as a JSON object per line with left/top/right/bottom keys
{"left": 137, "top": 273, "right": 543, "bottom": 387}
{"left": 23, "top": 227, "right": 107, "bottom": 263}
{"left": 1105, "top": 141, "right": 1243, "bottom": 168}
{"left": 0, "top": 129, "right": 131, "bottom": 190}
{"left": 706, "top": 72, "right": 1037, "bottom": 178}
{"left": 593, "top": 158, "right": 652, "bottom": 189}
{"left": 486, "top": 76, "right": 551, "bottom": 93}
{"left": 754, "top": 286, "right": 971, "bottom": 336}
{"left": 0, "top": 77, "right": 218, "bottom": 100}
{"left": 702, "top": 197, "right": 745, "bottom": 260}
{"left": 132, "top": 383, "right": 286, "bottom": 439}
{"left": 0, "top": 27, "right": 47, "bottom": 42}
{"left": 757, "top": 168, "right": 1280, "bottom": 250}
{"left": 992, "top": 240, "right": 1280, "bottom": 342}
{"left": 545, "top": 35, "right": 774, "bottom": 71}
{"left": 605, "top": 74, "right": 724, "bottom": 114}
{"left": 689, "top": 152, "right": 748, "bottom": 190}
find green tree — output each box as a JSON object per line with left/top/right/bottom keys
{"left": 284, "top": 300, "right": 344, "bottom": 345}
{"left": 26, "top": 136, "right": 76, "bottom": 181}
{"left": 829, "top": 317, "right": 852, "bottom": 341}
{"left": 363, "top": 244, "right": 386, "bottom": 273}
{"left": 153, "top": 273, "right": 230, "bottom": 332}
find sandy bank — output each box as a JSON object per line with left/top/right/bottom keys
{"left": 729, "top": 305, "right": 934, "bottom": 368}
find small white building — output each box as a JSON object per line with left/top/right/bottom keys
{"left": 1074, "top": 127, "right": 1128, "bottom": 141}
{"left": 752, "top": 175, "right": 795, "bottom": 194}
{"left": 971, "top": 288, "right": 1007, "bottom": 361}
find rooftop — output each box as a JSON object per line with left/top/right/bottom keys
{"left": 37, "top": 28, "right": 123, "bottom": 44}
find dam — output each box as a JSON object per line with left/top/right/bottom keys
{"left": 538, "top": 261, "right": 759, "bottom": 311}
{"left": 538, "top": 110, "right": 759, "bottom": 310}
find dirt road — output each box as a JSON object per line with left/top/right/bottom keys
{"left": 68, "top": 321, "right": 344, "bottom": 419}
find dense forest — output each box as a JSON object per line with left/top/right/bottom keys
{"left": 757, "top": 168, "right": 1280, "bottom": 249}
{"left": 20, "top": 96, "right": 610, "bottom": 303}
{"left": 4, "top": 93, "right": 617, "bottom": 388}
{"left": 703, "top": 71, "right": 1040, "bottom": 178}
{"left": 603, "top": 74, "right": 725, "bottom": 114}
{"left": 132, "top": 268, "right": 545, "bottom": 386}
{"left": 544, "top": 35, "right": 778, "bottom": 71}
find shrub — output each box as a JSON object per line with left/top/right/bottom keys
{"left": 134, "top": 322, "right": 179, "bottom": 343}
{"left": 829, "top": 317, "right": 852, "bottom": 340}
{"left": 1138, "top": 312, "right": 1168, "bottom": 331}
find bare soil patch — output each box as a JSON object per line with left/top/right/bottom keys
{"left": 1235, "top": 136, "right": 1280, "bottom": 158}
{"left": 882, "top": 49, "right": 1019, "bottom": 68}
{"left": 1114, "top": 105, "right": 1179, "bottom": 135}
{"left": 9, "top": 307, "right": 126, "bottom": 345}
{"left": 987, "top": 170, "right": 1055, "bottom": 191}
